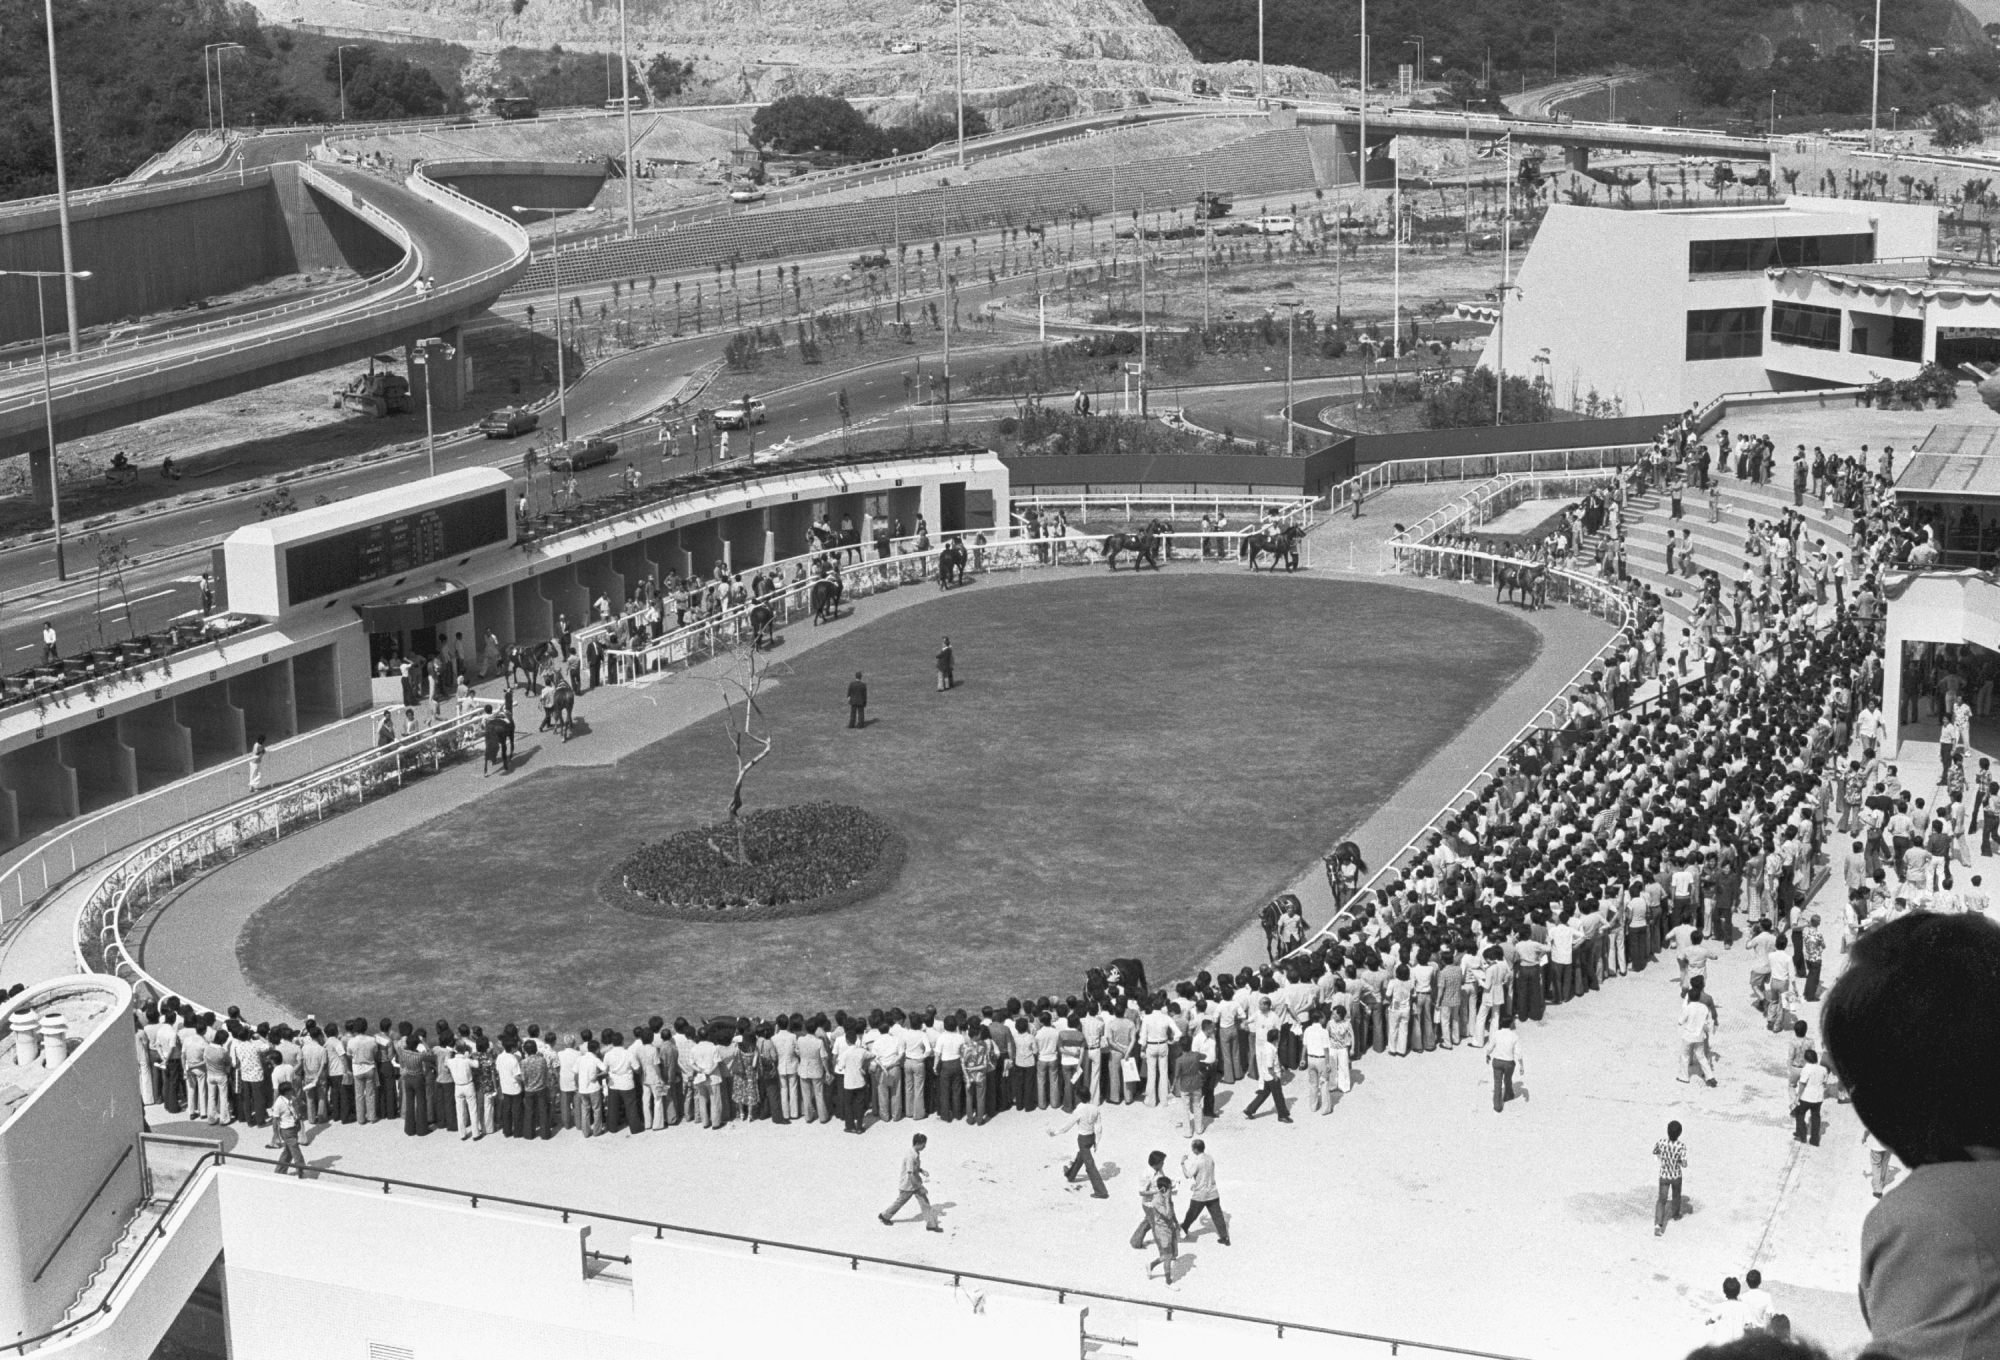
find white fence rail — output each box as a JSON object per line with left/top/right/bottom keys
{"left": 1009, "top": 493, "right": 1320, "bottom": 527}
{"left": 1285, "top": 540, "right": 1634, "bottom": 955}
{"left": 1325, "top": 443, "right": 1646, "bottom": 516}
{"left": 77, "top": 703, "right": 498, "bottom": 1011}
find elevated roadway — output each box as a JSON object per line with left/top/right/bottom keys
{"left": 0, "top": 161, "right": 529, "bottom": 460}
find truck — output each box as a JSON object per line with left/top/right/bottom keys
{"left": 493, "top": 96, "right": 538, "bottom": 121}
{"left": 333, "top": 370, "right": 410, "bottom": 417}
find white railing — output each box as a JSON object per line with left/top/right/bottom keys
{"left": 1009, "top": 492, "right": 1320, "bottom": 527}
{"left": 599, "top": 527, "right": 1309, "bottom": 682}
{"left": 77, "top": 702, "right": 500, "bottom": 1011}
{"left": 0, "top": 711, "right": 382, "bottom": 929}
{"left": 1285, "top": 540, "right": 1634, "bottom": 954}
{"left": 1388, "top": 470, "right": 1620, "bottom": 553}
{"left": 1322, "top": 444, "right": 1645, "bottom": 516}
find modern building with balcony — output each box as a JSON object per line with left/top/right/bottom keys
{"left": 1484, "top": 197, "right": 1940, "bottom": 414}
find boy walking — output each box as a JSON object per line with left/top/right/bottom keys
{"left": 879, "top": 1133, "right": 944, "bottom": 1231}
{"left": 273, "top": 1082, "right": 307, "bottom": 1179}
{"left": 1654, "top": 1119, "right": 1687, "bottom": 1235}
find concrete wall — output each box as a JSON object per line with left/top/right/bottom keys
{"left": 0, "top": 976, "right": 143, "bottom": 1346}
{"left": 426, "top": 161, "right": 609, "bottom": 217}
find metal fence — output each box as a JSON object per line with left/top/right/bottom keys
{"left": 1008, "top": 493, "right": 1319, "bottom": 526}
{"left": 76, "top": 704, "right": 495, "bottom": 1011}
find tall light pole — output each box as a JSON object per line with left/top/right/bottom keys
{"left": 42, "top": 0, "right": 81, "bottom": 355}
{"left": 335, "top": 44, "right": 362, "bottom": 122}
{"left": 1405, "top": 34, "right": 1424, "bottom": 91}
{"left": 1257, "top": 0, "right": 1266, "bottom": 100}
{"left": 1190, "top": 158, "right": 1211, "bottom": 330}
{"left": 213, "top": 42, "right": 244, "bottom": 135}
{"left": 1357, "top": 0, "right": 1368, "bottom": 191}
{"left": 1769, "top": 88, "right": 1777, "bottom": 136}
{"left": 514, "top": 206, "right": 570, "bottom": 441}
{"left": 938, "top": 188, "right": 952, "bottom": 430}
{"left": 1278, "top": 297, "right": 1301, "bottom": 456}
{"left": 411, "top": 336, "right": 456, "bottom": 476}
{"left": 1, "top": 268, "right": 92, "bottom": 581}
{"left": 1391, "top": 132, "right": 1401, "bottom": 375}
{"left": 955, "top": 0, "right": 967, "bottom": 170}
{"left": 1869, "top": 0, "right": 1884, "bottom": 151}
{"left": 616, "top": 0, "right": 636, "bottom": 236}
{"left": 1495, "top": 134, "right": 1512, "bottom": 426}
{"left": 202, "top": 42, "right": 234, "bottom": 133}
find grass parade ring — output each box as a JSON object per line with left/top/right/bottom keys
{"left": 602, "top": 802, "right": 907, "bottom": 923}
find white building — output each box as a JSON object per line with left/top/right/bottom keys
{"left": 1485, "top": 197, "right": 1942, "bottom": 413}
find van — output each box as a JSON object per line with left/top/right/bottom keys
{"left": 1223, "top": 84, "right": 1256, "bottom": 100}
{"left": 1255, "top": 215, "right": 1295, "bottom": 235}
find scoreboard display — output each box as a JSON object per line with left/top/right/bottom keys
{"left": 284, "top": 489, "right": 510, "bottom": 606}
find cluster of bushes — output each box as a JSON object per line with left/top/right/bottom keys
{"left": 1859, "top": 362, "right": 1960, "bottom": 410}
{"left": 615, "top": 803, "right": 904, "bottom": 913}
{"left": 750, "top": 94, "right": 990, "bottom": 162}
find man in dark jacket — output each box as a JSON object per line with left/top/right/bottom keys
{"left": 847, "top": 672, "right": 868, "bottom": 728}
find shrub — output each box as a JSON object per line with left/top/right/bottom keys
{"left": 613, "top": 803, "right": 905, "bottom": 914}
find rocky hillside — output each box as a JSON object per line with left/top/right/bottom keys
{"left": 257, "top": 0, "right": 1195, "bottom": 97}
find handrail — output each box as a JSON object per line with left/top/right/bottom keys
{"left": 208, "top": 1148, "right": 1539, "bottom": 1360}
{"left": 79, "top": 702, "right": 499, "bottom": 1013}
{"left": 31, "top": 1142, "right": 133, "bottom": 1284}
{"left": 4, "top": 1146, "right": 222, "bottom": 1357}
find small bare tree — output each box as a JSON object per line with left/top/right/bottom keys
{"left": 711, "top": 639, "right": 780, "bottom": 865}
{"left": 85, "top": 533, "right": 138, "bottom": 647}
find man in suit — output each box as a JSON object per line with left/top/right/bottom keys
{"left": 848, "top": 671, "right": 868, "bottom": 728}
{"left": 936, "top": 637, "right": 954, "bottom": 692}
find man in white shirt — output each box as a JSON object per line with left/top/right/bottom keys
{"left": 795, "top": 1020, "right": 830, "bottom": 1125}
{"left": 446, "top": 1044, "right": 477, "bottom": 1139}
{"left": 1677, "top": 990, "right": 1717, "bottom": 1087}
{"left": 495, "top": 1041, "right": 525, "bottom": 1137}
{"left": 603, "top": 1032, "right": 640, "bottom": 1136}
{"left": 1488, "top": 1016, "right": 1523, "bottom": 1113}
{"left": 774, "top": 1021, "right": 801, "bottom": 1122}
{"left": 1740, "top": 1270, "right": 1775, "bottom": 1331}
{"left": 869, "top": 1023, "right": 905, "bottom": 1122}
{"left": 934, "top": 1021, "right": 965, "bottom": 1122}
{"left": 557, "top": 1037, "right": 582, "bottom": 1131}
{"left": 573, "top": 1042, "right": 605, "bottom": 1136}
{"left": 1139, "top": 1003, "right": 1181, "bottom": 1108}
{"left": 901, "top": 1021, "right": 932, "bottom": 1121}
{"left": 690, "top": 1033, "right": 720, "bottom": 1129}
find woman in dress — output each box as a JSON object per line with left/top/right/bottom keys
{"left": 731, "top": 1033, "right": 759, "bottom": 1124}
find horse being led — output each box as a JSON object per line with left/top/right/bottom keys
{"left": 937, "top": 539, "right": 969, "bottom": 588}
{"left": 810, "top": 575, "right": 845, "bottom": 625}
{"left": 1245, "top": 523, "right": 1305, "bottom": 572}
{"left": 1495, "top": 560, "right": 1548, "bottom": 610}
{"left": 1102, "top": 518, "right": 1172, "bottom": 571}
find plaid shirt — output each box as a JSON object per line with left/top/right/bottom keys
{"left": 1654, "top": 1139, "right": 1688, "bottom": 1180}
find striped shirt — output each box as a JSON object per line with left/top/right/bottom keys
{"left": 1654, "top": 1139, "right": 1688, "bottom": 1180}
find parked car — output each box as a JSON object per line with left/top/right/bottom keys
{"left": 729, "top": 186, "right": 766, "bottom": 204}
{"left": 548, "top": 437, "right": 619, "bottom": 472}
{"left": 711, "top": 398, "right": 767, "bottom": 430}
{"left": 478, "top": 406, "right": 539, "bottom": 438}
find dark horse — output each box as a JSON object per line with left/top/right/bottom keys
{"left": 748, "top": 602, "right": 777, "bottom": 648}
{"left": 810, "top": 576, "right": 844, "bottom": 625}
{"left": 1495, "top": 561, "right": 1548, "bottom": 610}
{"left": 937, "top": 539, "right": 969, "bottom": 588}
{"left": 543, "top": 675, "right": 575, "bottom": 742}
{"left": 1245, "top": 523, "right": 1306, "bottom": 572}
{"left": 1103, "top": 518, "right": 1172, "bottom": 571}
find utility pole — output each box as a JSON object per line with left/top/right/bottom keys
{"left": 43, "top": 0, "right": 82, "bottom": 354}
{"left": 1138, "top": 192, "right": 1149, "bottom": 418}
{"left": 1495, "top": 136, "right": 1511, "bottom": 427}
{"left": 940, "top": 188, "right": 952, "bottom": 431}
{"left": 955, "top": 0, "right": 966, "bottom": 170}
{"left": 1278, "top": 298, "right": 1301, "bottom": 455}
{"left": 515, "top": 206, "right": 571, "bottom": 440}
{"left": 336, "top": 45, "right": 361, "bottom": 121}
{"left": 618, "top": 0, "right": 636, "bottom": 236}
{"left": 1257, "top": 0, "right": 1265, "bottom": 100}
{"left": 1357, "top": 0, "right": 1368, "bottom": 192}
{"left": 1869, "top": 0, "right": 1883, "bottom": 151}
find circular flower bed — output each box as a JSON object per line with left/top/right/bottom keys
{"left": 602, "top": 802, "right": 907, "bottom": 922}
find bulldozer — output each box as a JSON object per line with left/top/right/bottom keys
{"left": 333, "top": 367, "right": 411, "bottom": 417}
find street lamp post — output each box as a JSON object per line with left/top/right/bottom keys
{"left": 1405, "top": 34, "right": 1424, "bottom": 91}
{"left": 1256, "top": 0, "right": 1265, "bottom": 100}
{"left": 1869, "top": 0, "right": 1884, "bottom": 151}
{"left": 513, "top": 206, "right": 570, "bottom": 441}
{"left": 43, "top": 0, "right": 82, "bottom": 354}
{"left": 955, "top": 0, "right": 966, "bottom": 170}
{"left": 1191, "top": 158, "right": 1211, "bottom": 330}
{"left": 1357, "top": 0, "right": 1368, "bottom": 189}
{"left": 1277, "top": 298, "right": 1301, "bottom": 455}
{"left": 336, "top": 45, "right": 362, "bottom": 122}
{"left": 1495, "top": 134, "right": 1512, "bottom": 426}
{"left": 1891, "top": 106, "right": 1901, "bottom": 136}
{"left": 616, "top": 0, "right": 636, "bottom": 236}
{"left": 1, "top": 268, "right": 92, "bottom": 581}
{"left": 1769, "top": 88, "right": 1777, "bottom": 136}
{"left": 212, "top": 42, "right": 244, "bottom": 135}
{"left": 411, "top": 337, "right": 457, "bottom": 477}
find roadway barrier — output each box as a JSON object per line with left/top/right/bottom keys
{"left": 75, "top": 701, "right": 497, "bottom": 1009}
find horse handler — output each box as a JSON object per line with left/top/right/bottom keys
{"left": 936, "top": 637, "right": 954, "bottom": 692}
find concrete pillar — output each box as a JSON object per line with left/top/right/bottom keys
{"left": 116, "top": 701, "right": 194, "bottom": 795}
{"left": 763, "top": 508, "right": 776, "bottom": 565}
{"left": 407, "top": 325, "right": 472, "bottom": 414}
{"left": 1566, "top": 145, "right": 1591, "bottom": 173}
{"left": 1882, "top": 631, "right": 1906, "bottom": 759}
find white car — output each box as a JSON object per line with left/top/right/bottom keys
{"left": 729, "top": 186, "right": 766, "bottom": 204}
{"left": 712, "top": 398, "right": 767, "bottom": 430}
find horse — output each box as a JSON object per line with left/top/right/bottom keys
{"left": 748, "top": 602, "right": 777, "bottom": 649}
{"left": 1495, "top": 561, "right": 1548, "bottom": 610}
{"left": 937, "top": 539, "right": 968, "bottom": 589}
{"left": 1102, "top": 519, "right": 1172, "bottom": 571}
{"left": 1323, "top": 841, "right": 1368, "bottom": 908}
{"left": 544, "top": 675, "right": 575, "bottom": 742}
{"left": 1260, "top": 893, "right": 1305, "bottom": 963}
{"left": 810, "top": 576, "right": 844, "bottom": 625}
{"left": 1245, "top": 523, "right": 1305, "bottom": 572}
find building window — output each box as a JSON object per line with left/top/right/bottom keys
{"left": 1890, "top": 316, "right": 1924, "bottom": 363}
{"left": 1688, "top": 233, "right": 1875, "bottom": 275}
{"left": 1686, "top": 306, "right": 1766, "bottom": 361}
{"left": 1771, "top": 301, "right": 1843, "bottom": 350}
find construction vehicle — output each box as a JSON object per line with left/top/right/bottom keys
{"left": 333, "top": 369, "right": 411, "bottom": 417}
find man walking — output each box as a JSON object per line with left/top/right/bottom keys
{"left": 1050, "top": 1097, "right": 1109, "bottom": 1198}
{"left": 936, "top": 636, "right": 954, "bottom": 692}
{"left": 1653, "top": 1119, "right": 1687, "bottom": 1236}
{"left": 1488, "top": 1014, "right": 1522, "bottom": 1113}
{"left": 1179, "top": 1139, "right": 1230, "bottom": 1245}
{"left": 879, "top": 1133, "right": 944, "bottom": 1231}
{"left": 1791, "top": 1049, "right": 1827, "bottom": 1147}
{"left": 847, "top": 671, "right": 869, "bottom": 728}
{"left": 1241, "top": 1024, "right": 1292, "bottom": 1122}
{"left": 1129, "top": 1150, "right": 1170, "bottom": 1248}
{"left": 272, "top": 1082, "right": 307, "bottom": 1179}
